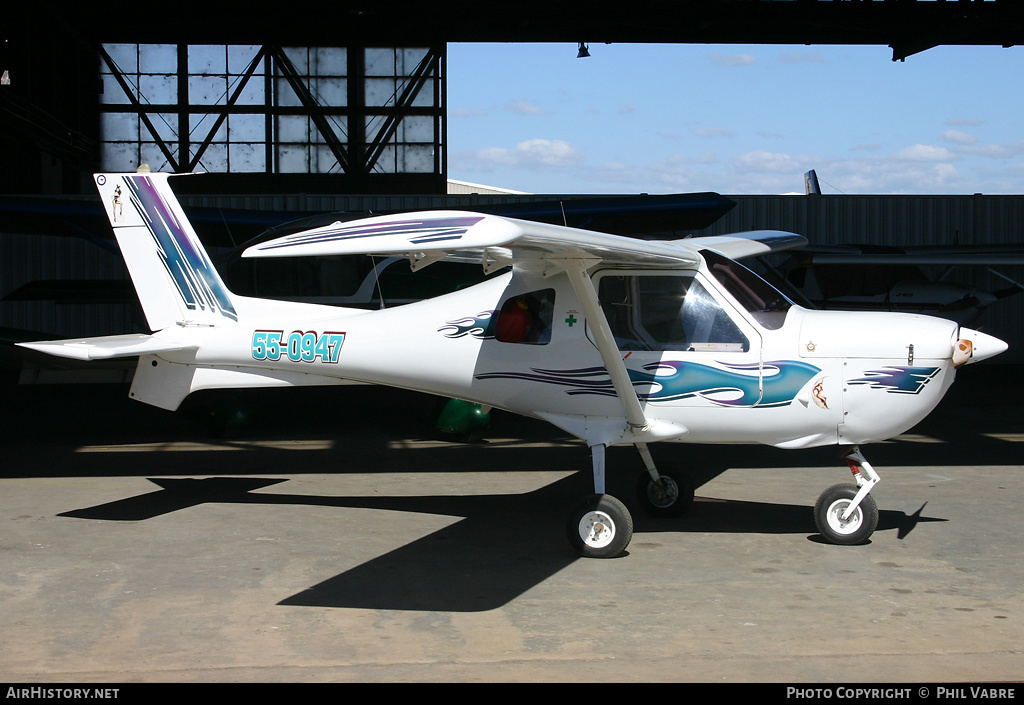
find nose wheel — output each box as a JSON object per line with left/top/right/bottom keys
{"left": 813, "top": 447, "right": 881, "bottom": 545}
{"left": 814, "top": 483, "right": 879, "bottom": 544}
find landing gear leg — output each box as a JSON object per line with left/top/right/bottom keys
{"left": 566, "top": 444, "right": 633, "bottom": 558}
{"left": 814, "top": 446, "right": 880, "bottom": 545}
{"left": 634, "top": 443, "right": 694, "bottom": 518}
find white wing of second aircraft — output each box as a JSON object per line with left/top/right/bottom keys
{"left": 796, "top": 246, "right": 1024, "bottom": 266}
{"left": 241, "top": 210, "right": 805, "bottom": 268}
{"left": 675, "top": 230, "right": 808, "bottom": 260}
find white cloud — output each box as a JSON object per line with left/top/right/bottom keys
{"left": 732, "top": 150, "right": 808, "bottom": 173}
{"left": 813, "top": 148, "right": 963, "bottom": 194}
{"left": 892, "top": 144, "right": 958, "bottom": 162}
{"left": 605, "top": 144, "right": 965, "bottom": 195}
{"left": 451, "top": 133, "right": 983, "bottom": 197}
{"left": 829, "top": 161, "right": 961, "bottom": 194}
{"left": 453, "top": 138, "right": 584, "bottom": 172}
{"left": 577, "top": 153, "right": 721, "bottom": 192}
{"left": 707, "top": 53, "right": 757, "bottom": 67}
{"left": 506, "top": 100, "right": 548, "bottom": 115}
{"left": 945, "top": 118, "right": 985, "bottom": 127}
{"left": 941, "top": 130, "right": 979, "bottom": 145}
{"left": 955, "top": 140, "right": 1024, "bottom": 159}
{"left": 692, "top": 127, "right": 734, "bottom": 138}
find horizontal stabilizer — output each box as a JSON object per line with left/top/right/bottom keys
{"left": 18, "top": 334, "right": 195, "bottom": 361}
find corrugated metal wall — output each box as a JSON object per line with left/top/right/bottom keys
{"left": 0, "top": 232, "right": 137, "bottom": 340}
{"left": 177, "top": 192, "right": 553, "bottom": 215}
{"left": 4, "top": 193, "right": 1022, "bottom": 362}
{"left": 0, "top": 192, "right": 563, "bottom": 342}
{"left": 709, "top": 195, "right": 1024, "bottom": 363}
{"left": 709, "top": 194, "right": 1024, "bottom": 248}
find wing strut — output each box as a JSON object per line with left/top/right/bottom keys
{"left": 556, "top": 257, "right": 649, "bottom": 434}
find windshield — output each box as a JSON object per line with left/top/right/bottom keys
{"left": 702, "top": 250, "right": 793, "bottom": 330}
{"left": 597, "top": 272, "right": 749, "bottom": 353}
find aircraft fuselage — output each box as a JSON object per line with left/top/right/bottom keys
{"left": 139, "top": 261, "right": 984, "bottom": 453}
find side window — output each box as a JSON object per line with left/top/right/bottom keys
{"left": 495, "top": 289, "right": 555, "bottom": 344}
{"left": 598, "top": 273, "right": 748, "bottom": 352}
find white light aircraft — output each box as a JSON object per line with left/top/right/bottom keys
{"left": 19, "top": 172, "right": 1009, "bottom": 558}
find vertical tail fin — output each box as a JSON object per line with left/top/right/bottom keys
{"left": 804, "top": 169, "right": 821, "bottom": 196}
{"left": 94, "top": 172, "right": 238, "bottom": 331}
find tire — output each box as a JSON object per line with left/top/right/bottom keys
{"left": 814, "top": 483, "right": 879, "bottom": 545}
{"left": 636, "top": 468, "right": 695, "bottom": 518}
{"left": 566, "top": 494, "right": 633, "bottom": 558}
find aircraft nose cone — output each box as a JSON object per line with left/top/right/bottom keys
{"left": 957, "top": 327, "right": 1008, "bottom": 364}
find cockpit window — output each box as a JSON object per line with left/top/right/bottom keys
{"left": 702, "top": 250, "right": 793, "bottom": 330}
{"left": 597, "top": 272, "right": 748, "bottom": 352}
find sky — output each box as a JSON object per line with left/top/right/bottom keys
{"left": 445, "top": 42, "right": 1024, "bottom": 196}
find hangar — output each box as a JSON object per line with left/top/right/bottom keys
{"left": 3, "top": 2, "right": 1024, "bottom": 684}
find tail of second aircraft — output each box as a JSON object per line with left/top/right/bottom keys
{"left": 94, "top": 171, "right": 238, "bottom": 331}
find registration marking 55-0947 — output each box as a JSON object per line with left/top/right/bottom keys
{"left": 251, "top": 330, "right": 345, "bottom": 363}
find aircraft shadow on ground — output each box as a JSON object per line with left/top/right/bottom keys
{"left": 5, "top": 364, "right": 1024, "bottom": 481}
{"left": 57, "top": 473, "right": 945, "bottom": 612}
{"left": 22, "top": 371, "right": 1013, "bottom": 611}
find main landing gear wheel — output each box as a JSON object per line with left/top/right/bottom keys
{"left": 814, "top": 483, "right": 879, "bottom": 545}
{"left": 636, "top": 467, "right": 695, "bottom": 518}
{"left": 567, "top": 494, "right": 633, "bottom": 558}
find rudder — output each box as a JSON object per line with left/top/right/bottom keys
{"left": 94, "top": 171, "right": 238, "bottom": 331}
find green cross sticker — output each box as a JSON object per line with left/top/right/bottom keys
{"left": 565, "top": 314, "right": 578, "bottom": 327}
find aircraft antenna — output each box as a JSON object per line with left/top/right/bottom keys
{"left": 217, "top": 207, "right": 237, "bottom": 248}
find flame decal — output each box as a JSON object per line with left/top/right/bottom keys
{"left": 476, "top": 360, "right": 821, "bottom": 408}
{"left": 439, "top": 311, "right": 498, "bottom": 339}
{"left": 847, "top": 366, "right": 941, "bottom": 395}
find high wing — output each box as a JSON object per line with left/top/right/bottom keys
{"left": 243, "top": 211, "right": 808, "bottom": 442}
{"left": 241, "top": 210, "right": 807, "bottom": 269}
{"left": 242, "top": 210, "right": 704, "bottom": 270}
